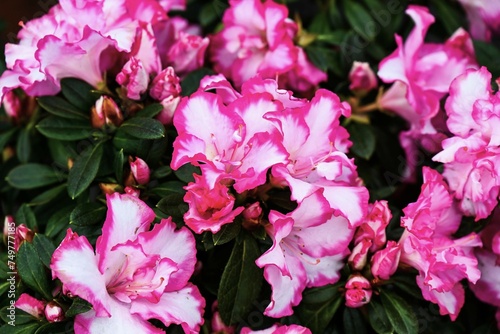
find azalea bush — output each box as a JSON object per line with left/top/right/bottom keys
{"left": 1, "top": 0, "right": 500, "bottom": 333}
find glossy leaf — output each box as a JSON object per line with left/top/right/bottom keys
{"left": 6, "top": 164, "right": 61, "bottom": 189}
{"left": 67, "top": 142, "right": 104, "bottom": 199}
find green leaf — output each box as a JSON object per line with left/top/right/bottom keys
{"left": 174, "top": 164, "right": 200, "bottom": 183}
{"left": 16, "top": 128, "right": 31, "bottom": 163}
{"left": 380, "top": 289, "right": 419, "bottom": 334}
{"left": 113, "top": 149, "right": 125, "bottom": 183}
{"left": 37, "top": 96, "right": 88, "bottom": 120}
{"left": 368, "top": 300, "right": 394, "bottom": 334}
{"left": 17, "top": 242, "right": 52, "bottom": 300}
{"left": 213, "top": 221, "right": 241, "bottom": 246}
{"left": 218, "top": 233, "right": 263, "bottom": 325}
{"left": 473, "top": 40, "right": 500, "bottom": 78}
{"left": 430, "top": 0, "right": 466, "bottom": 36}
{"left": 297, "top": 283, "right": 343, "bottom": 333}
{"left": 34, "top": 322, "right": 73, "bottom": 334}
{"left": 347, "top": 122, "right": 376, "bottom": 159}
{"left": 150, "top": 181, "right": 186, "bottom": 197}
{"left": 344, "top": 307, "right": 368, "bottom": 334}
{"left": 37, "top": 116, "right": 93, "bottom": 141}
{"left": 6, "top": 164, "right": 61, "bottom": 189}
{"left": 344, "top": 1, "right": 375, "bottom": 41}
{"left": 45, "top": 206, "right": 74, "bottom": 239}
{"left": 60, "top": 78, "right": 96, "bottom": 112}
{"left": 70, "top": 202, "right": 106, "bottom": 226}
{"left": 65, "top": 297, "right": 92, "bottom": 317}
{"left": 67, "top": 142, "right": 104, "bottom": 199}
{"left": 135, "top": 103, "right": 163, "bottom": 118}
{"left": 181, "top": 68, "right": 214, "bottom": 96}
{"left": 151, "top": 165, "right": 172, "bottom": 179}
{"left": 0, "top": 128, "right": 16, "bottom": 152}
{"left": 316, "top": 30, "right": 349, "bottom": 45}
{"left": 15, "top": 204, "right": 37, "bottom": 230}
{"left": 0, "top": 307, "right": 37, "bottom": 325}
{"left": 156, "top": 193, "right": 188, "bottom": 220}
{"left": 33, "top": 234, "right": 56, "bottom": 268}
{"left": 28, "top": 184, "right": 67, "bottom": 206}
{"left": 119, "top": 118, "right": 165, "bottom": 140}
{"left": 0, "top": 322, "right": 41, "bottom": 334}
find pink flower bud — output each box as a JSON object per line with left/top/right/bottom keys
{"left": 370, "top": 241, "right": 401, "bottom": 280}
{"left": 129, "top": 157, "right": 150, "bottom": 185}
{"left": 211, "top": 311, "right": 235, "bottom": 333}
{"left": 91, "top": 96, "right": 123, "bottom": 128}
{"left": 354, "top": 200, "right": 391, "bottom": 252}
{"left": 166, "top": 33, "right": 209, "bottom": 75}
{"left": 348, "top": 239, "right": 372, "bottom": 271}
{"left": 150, "top": 67, "right": 181, "bottom": 101}
{"left": 345, "top": 275, "right": 372, "bottom": 308}
{"left": 44, "top": 302, "right": 64, "bottom": 322}
{"left": 3, "top": 91, "right": 22, "bottom": 118}
{"left": 15, "top": 224, "right": 34, "bottom": 252}
{"left": 349, "top": 61, "right": 377, "bottom": 94}
{"left": 116, "top": 57, "right": 149, "bottom": 100}
{"left": 157, "top": 95, "right": 182, "bottom": 125}
{"left": 242, "top": 202, "right": 263, "bottom": 230}
{"left": 15, "top": 293, "right": 46, "bottom": 318}
{"left": 124, "top": 186, "right": 140, "bottom": 197}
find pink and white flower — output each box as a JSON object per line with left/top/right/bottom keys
{"left": 150, "top": 66, "right": 182, "bottom": 124}
{"left": 398, "top": 167, "right": 482, "bottom": 320}
{"left": 45, "top": 302, "right": 65, "bottom": 323}
{"left": 51, "top": 193, "right": 205, "bottom": 333}
{"left": 433, "top": 67, "right": 500, "bottom": 220}
{"left": 255, "top": 190, "right": 352, "bottom": 317}
{"left": 183, "top": 174, "right": 244, "bottom": 234}
{"left": 116, "top": 58, "right": 150, "bottom": 100}
{"left": 378, "top": 5, "right": 477, "bottom": 181}
{"left": 370, "top": 241, "right": 401, "bottom": 280}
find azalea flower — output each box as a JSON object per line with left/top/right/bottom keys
{"left": 457, "top": 0, "right": 500, "bottom": 41}
{"left": 51, "top": 193, "right": 205, "bottom": 333}
{"left": 241, "top": 324, "right": 311, "bottom": 334}
{"left": 398, "top": 167, "right": 482, "bottom": 320}
{"left": 255, "top": 190, "right": 352, "bottom": 317}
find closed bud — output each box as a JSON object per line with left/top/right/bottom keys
{"left": 15, "top": 224, "right": 34, "bottom": 251}
{"left": 370, "top": 241, "right": 401, "bottom": 280}
{"left": 345, "top": 275, "right": 372, "bottom": 308}
{"left": 348, "top": 239, "right": 372, "bottom": 271}
{"left": 349, "top": 61, "right": 378, "bottom": 96}
{"left": 44, "top": 302, "right": 64, "bottom": 322}
{"left": 124, "top": 186, "right": 140, "bottom": 197}
{"left": 242, "top": 202, "right": 263, "bottom": 230}
{"left": 92, "top": 96, "right": 123, "bottom": 128}
{"left": 129, "top": 157, "right": 150, "bottom": 185}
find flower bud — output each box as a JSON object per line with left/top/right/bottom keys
{"left": 211, "top": 301, "right": 235, "bottom": 333}
{"left": 129, "top": 157, "right": 150, "bottom": 185}
{"left": 370, "top": 241, "right": 401, "bottom": 280}
{"left": 166, "top": 33, "right": 209, "bottom": 75}
{"left": 348, "top": 239, "right": 372, "bottom": 271}
{"left": 157, "top": 95, "right": 181, "bottom": 125}
{"left": 354, "top": 200, "right": 391, "bottom": 252}
{"left": 345, "top": 275, "right": 372, "bottom": 308}
{"left": 124, "top": 186, "right": 140, "bottom": 197}
{"left": 116, "top": 57, "right": 149, "bottom": 100}
{"left": 150, "top": 67, "right": 181, "bottom": 101}
{"left": 44, "top": 302, "right": 64, "bottom": 322}
{"left": 15, "top": 224, "right": 34, "bottom": 251}
{"left": 242, "top": 202, "right": 263, "bottom": 230}
{"left": 3, "top": 91, "right": 22, "bottom": 118}
{"left": 91, "top": 96, "right": 123, "bottom": 128}
{"left": 349, "top": 61, "right": 377, "bottom": 95}
{"left": 15, "top": 293, "right": 46, "bottom": 318}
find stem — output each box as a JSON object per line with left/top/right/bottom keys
{"left": 356, "top": 102, "right": 380, "bottom": 113}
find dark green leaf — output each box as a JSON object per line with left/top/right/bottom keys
{"left": 0, "top": 307, "right": 37, "bottom": 325}
{"left": 33, "top": 234, "right": 56, "bottom": 268}
{"left": 344, "top": 307, "right": 368, "bottom": 334}
{"left": 45, "top": 206, "right": 74, "bottom": 239}
{"left": 34, "top": 322, "right": 73, "bottom": 334}
{"left": 16, "top": 128, "right": 31, "bottom": 163}
{"left": 17, "top": 242, "right": 52, "bottom": 300}
{"left": 213, "top": 221, "right": 241, "bottom": 246}
{"left": 67, "top": 142, "right": 104, "bottom": 199}
{"left": 6, "top": 163, "right": 61, "bottom": 189}
{"left": 380, "top": 289, "right": 419, "bottom": 334}
{"left": 344, "top": 1, "right": 375, "bottom": 41}
{"left": 316, "top": 30, "right": 349, "bottom": 45}
{"left": 347, "top": 122, "right": 376, "bottom": 159}
{"left": 37, "top": 96, "right": 88, "bottom": 120}
{"left": 297, "top": 283, "right": 343, "bottom": 333}
{"left": 150, "top": 181, "right": 186, "bottom": 197}
{"left": 113, "top": 149, "right": 125, "bottom": 183}
{"left": 430, "top": 0, "right": 466, "bottom": 36}
{"left": 0, "top": 128, "right": 16, "bottom": 152}
{"left": 15, "top": 204, "right": 37, "bottom": 230}
{"left": 151, "top": 165, "right": 172, "bottom": 179}
{"left": 65, "top": 297, "right": 92, "bottom": 317}
{"left": 119, "top": 118, "right": 165, "bottom": 140}
{"left": 181, "top": 68, "right": 214, "bottom": 96}
{"left": 218, "top": 233, "right": 263, "bottom": 325}
{"left": 156, "top": 193, "right": 188, "bottom": 220}
{"left": 28, "top": 184, "right": 67, "bottom": 206}
{"left": 60, "top": 78, "right": 96, "bottom": 112}
{"left": 0, "top": 322, "right": 41, "bottom": 334}
{"left": 369, "top": 300, "right": 394, "bottom": 334}
{"left": 473, "top": 40, "right": 500, "bottom": 79}
{"left": 174, "top": 164, "right": 200, "bottom": 183}
{"left": 70, "top": 202, "right": 106, "bottom": 226}
{"left": 135, "top": 103, "right": 163, "bottom": 118}
{"left": 390, "top": 274, "right": 423, "bottom": 300}
{"left": 36, "top": 116, "right": 93, "bottom": 141}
